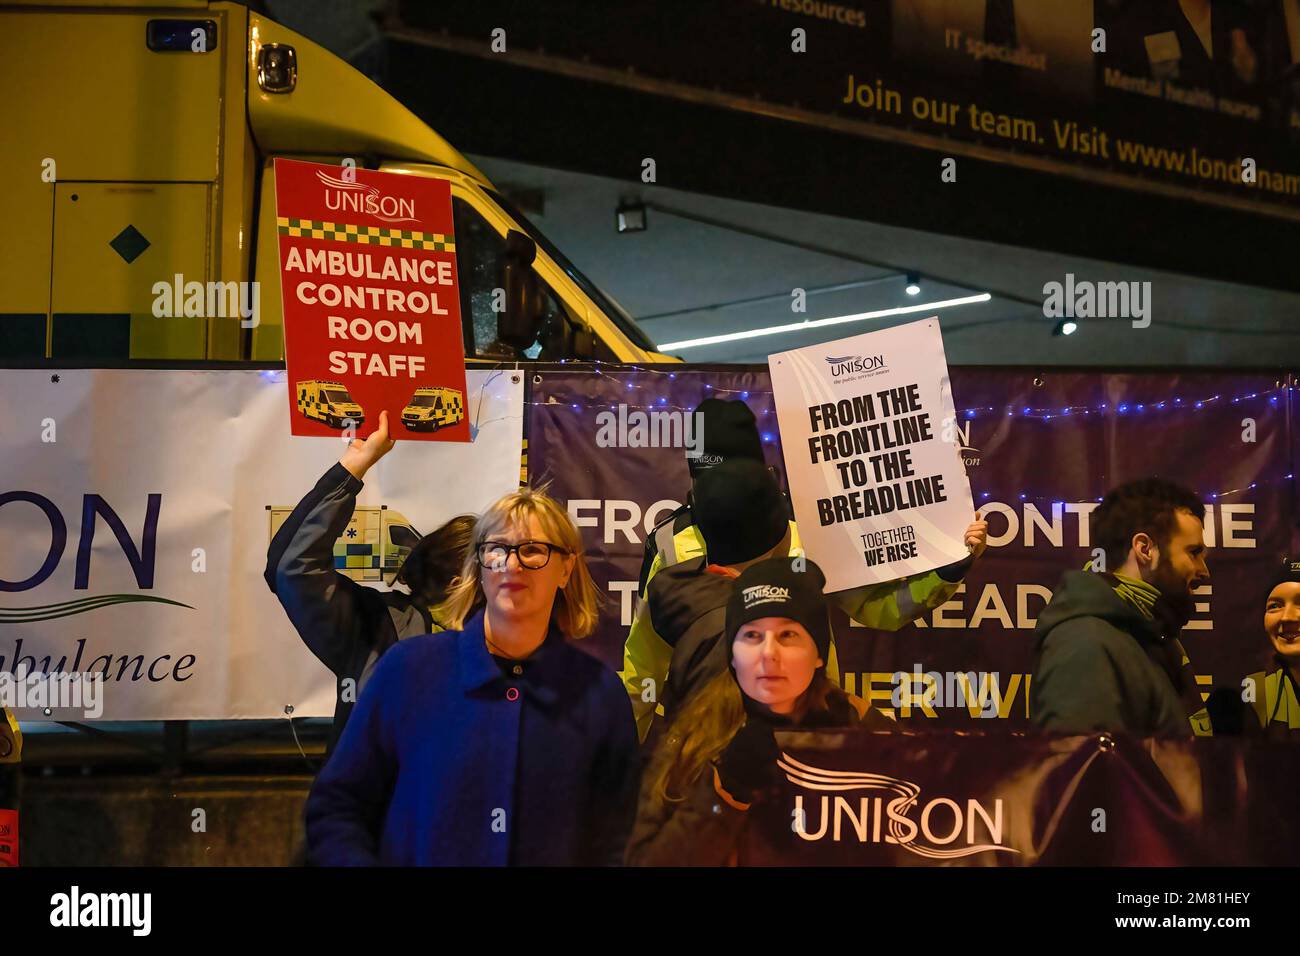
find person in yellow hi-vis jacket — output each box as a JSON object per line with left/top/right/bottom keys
{"left": 623, "top": 431, "right": 988, "bottom": 742}
{"left": 1245, "top": 558, "right": 1300, "bottom": 738}
{"left": 1, "top": 707, "right": 20, "bottom": 866}
{"left": 0, "top": 709, "right": 19, "bottom": 765}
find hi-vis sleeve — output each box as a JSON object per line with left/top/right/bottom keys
{"left": 831, "top": 569, "right": 960, "bottom": 631}
{"left": 621, "top": 562, "right": 673, "bottom": 743}
{"left": 0, "top": 709, "right": 20, "bottom": 764}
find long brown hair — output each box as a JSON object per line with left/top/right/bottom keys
{"left": 650, "top": 668, "right": 839, "bottom": 809}
{"left": 395, "top": 514, "right": 476, "bottom": 610}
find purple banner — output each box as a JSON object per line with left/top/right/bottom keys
{"left": 527, "top": 365, "right": 1297, "bottom": 728}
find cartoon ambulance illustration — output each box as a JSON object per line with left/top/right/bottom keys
{"left": 297, "top": 380, "right": 365, "bottom": 429}
{"left": 267, "top": 505, "right": 420, "bottom": 584}
{"left": 400, "top": 385, "right": 465, "bottom": 432}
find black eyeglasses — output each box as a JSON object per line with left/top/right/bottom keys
{"left": 477, "top": 540, "right": 569, "bottom": 570}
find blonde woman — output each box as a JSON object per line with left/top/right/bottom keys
{"left": 306, "top": 486, "right": 639, "bottom": 866}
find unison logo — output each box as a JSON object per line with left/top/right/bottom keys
{"left": 318, "top": 170, "right": 418, "bottom": 224}
{"left": 825, "top": 354, "right": 887, "bottom": 377}
{"left": 783, "top": 754, "right": 1019, "bottom": 859}
{"left": 741, "top": 584, "right": 791, "bottom": 607}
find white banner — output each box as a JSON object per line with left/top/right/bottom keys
{"left": 768, "top": 319, "right": 974, "bottom": 592}
{"left": 0, "top": 368, "right": 523, "bottom": 720}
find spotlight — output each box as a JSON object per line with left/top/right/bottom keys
{"left": 1053, "top": 319, "right": 1078, "bottom": 336}
{"left": 616, "top": 201, "right": 647, "bottom": 233}
{"left": 905, "top": 273, "right": 921, "bottom": 296}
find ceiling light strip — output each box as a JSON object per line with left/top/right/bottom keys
{"left": 657, "top": 293, "right": 992, "bottom": 351}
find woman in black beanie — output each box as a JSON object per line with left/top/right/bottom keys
{"left": 626, "top": 557, "right": 892, "bottom": 866}
{"left": 1244, "top": 557, "right": 1300, "bottom": 737}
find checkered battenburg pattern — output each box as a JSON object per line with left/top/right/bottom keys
{"left": 278, "top": 217, "right": 455, "bottom": 252}
{"left": 334, "top": 541, "right": 380, "bottom": 571}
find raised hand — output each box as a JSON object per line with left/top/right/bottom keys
{"left": 340, "top": 410, "right": 396, "bottom": 480}
{"left": 965, "top": 511, "right": 989, "bottom": 561}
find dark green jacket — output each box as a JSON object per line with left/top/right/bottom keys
{"left": 1031, "top": 570, "right": 1200, "bottom": 738}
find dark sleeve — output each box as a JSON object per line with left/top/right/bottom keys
{"left": 1031, "top": 624, "right": 1132, "bottom": 734}
{"left": 304, "top": 645, "right": 403, "bottom": 865}
{"left": 636, "top": 533, "right": 659, "bottom": 598}
{"left": 625, "top": 744, "right": 749, "bottom": 867}
{"left": 265, "top": 462, "right": 388, "bottom": 676}
{"left": 585, "top": 676, "right": 641, "bottom": 866}
{"left": 936, "top": 552, "right": 974, "bottom": 583}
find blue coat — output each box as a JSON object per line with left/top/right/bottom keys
{"left": 304, "top": 610, "right": 640, "bottom": 866}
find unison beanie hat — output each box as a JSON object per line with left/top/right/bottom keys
{"left": 725, "top": 557, "right": 832, "bottom": 662}
{"left": 686, "top": 398, "right": 765, "bottom": 478}
{"left": 693, "top": 459, "right": 789, "bottom": 566}
{"left": 1267, "top": 557, "right": 1300, "bottom": 604}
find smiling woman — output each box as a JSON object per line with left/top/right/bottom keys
{"left": 304, "top": 486, "right": 640, "bottom": 866}
{"left": 1245, "top": 559, "right": 1300, "bottom": 737}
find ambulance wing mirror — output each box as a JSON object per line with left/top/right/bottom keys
{"left": 499, "top": 229, "right": 544, "bottom": 349}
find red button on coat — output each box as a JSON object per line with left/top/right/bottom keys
{"left": 506, "top": 687, "right": 519, "bottom": 701}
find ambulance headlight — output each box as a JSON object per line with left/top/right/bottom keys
{"left": 258, "top": 44, "right": 297, "bottom": 93}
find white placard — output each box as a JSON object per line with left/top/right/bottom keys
{"left": 0, "top": 368, "right": 523, "bottom": 720}
{"left": 768, "top": 319, "right": 974, "bottom": 593}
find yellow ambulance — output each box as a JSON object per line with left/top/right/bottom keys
{"left": 267, "top": 504, "right": 419, "bottom": 584}
{"left": 296, "top": 380, "right": 365, "bottom": 429}
{"left": 401, "top": 386, "right": 465, "bottom": 432}
{"left": 0, "top": 0, "right": 679, "bottom": 365}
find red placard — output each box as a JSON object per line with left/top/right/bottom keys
{"left": 0, "top": 809, "right": 17, "bottom": 866}
{"left": 274, "top": 159, "right": 470, "bottom": 442}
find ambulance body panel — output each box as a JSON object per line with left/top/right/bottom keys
{"left": 0, "top": 1, "right": 677, "bottom": 365}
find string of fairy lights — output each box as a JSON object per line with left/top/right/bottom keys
{"left": 523, "top": 364, "right": 1297, "bottom": 503}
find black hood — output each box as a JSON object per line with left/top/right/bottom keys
{"left": 1034, "top": 569, "right": 1160, "bottom": 650}
{"left": 647, "top": 556, "right": 733, "bottom": 649}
